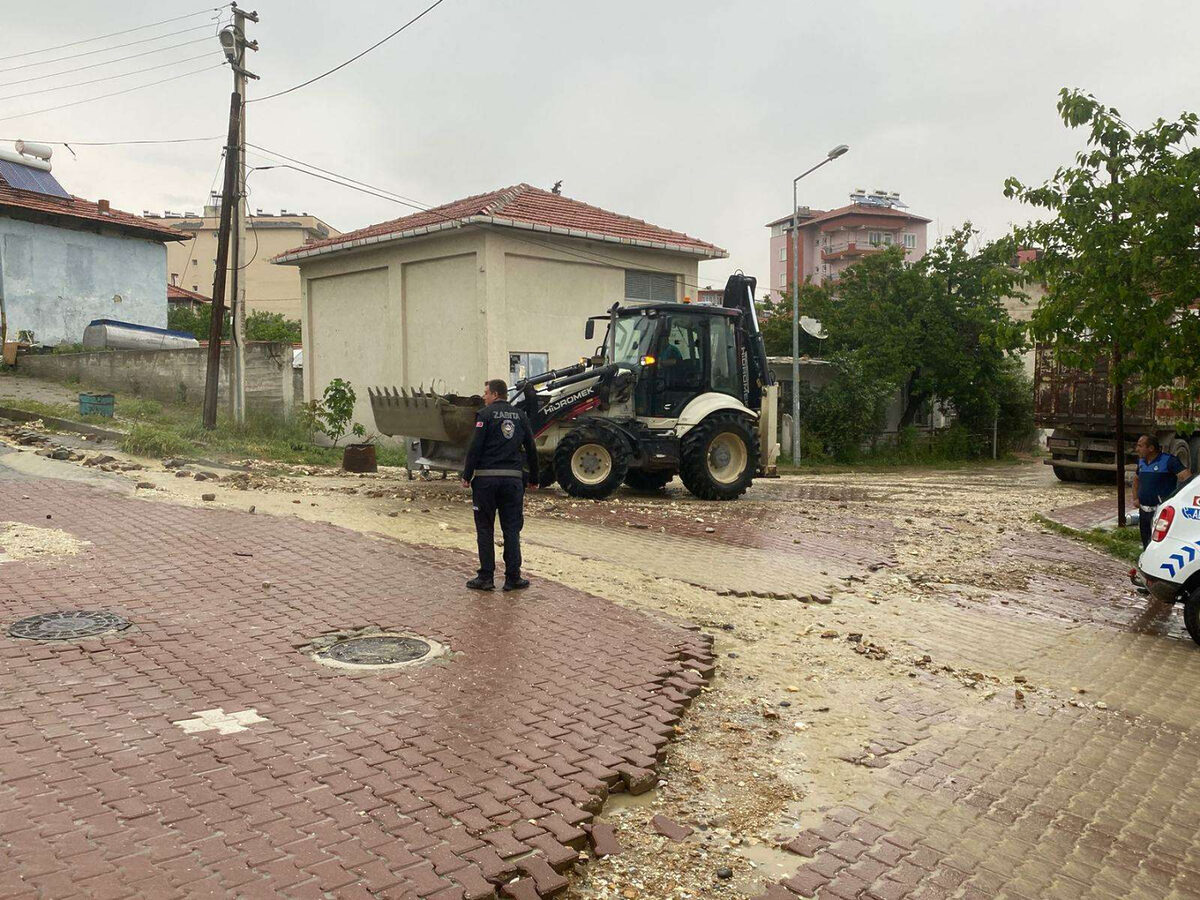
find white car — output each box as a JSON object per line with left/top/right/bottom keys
{"left": 1137, "top": 479, "right": 1200, "bottom": 644}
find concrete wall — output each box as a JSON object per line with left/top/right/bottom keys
{"left": 20, "top": 342, "right": 295, "bottom": 414}
{"left": 0, "top": 215, "right": 167, "bottom": 346}
{"left": 288, "top": 225, "right": 701, "bottom": 437}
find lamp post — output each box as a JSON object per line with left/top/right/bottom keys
{"left": 791, "top": 143, "right": 849, "bottom": 464}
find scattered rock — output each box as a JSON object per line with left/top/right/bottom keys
{"left": 650, "top": 815, "right": 693, "bottom": 842}
{"left": 716, "top": 867, "right": 733, "bottom": 879}
{"left": 175, "top": 470, "right": 191, "bottom": 478}
{"left": 262, "top": 581, "right": 273, "bottom": 590}
{"left": 201, "top": 493, "right": 216, "bottom": 501}
{"left": 135, "top": 482, "right": 155, "bottom": 490}
{"left": 50, "top": 448, "right": 71, "bottom": 461}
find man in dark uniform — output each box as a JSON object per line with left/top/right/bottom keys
{"left": 1133, "top": 434, "right": 1191, "bottom": 547}
{"left": 461, "top": 378, "right": 539, "bottom": 592}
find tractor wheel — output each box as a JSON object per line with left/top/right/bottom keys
{"left": 554, "top": 427, "right": 630, "bottom": 500}
{"left": 1051, "top": 464, "right": 1077, "bottom": 482}
{"left": 679, "top": 412, "right": 758, "bottom": 501}
{"left": 624, "top": 469, "right": 674, "bottom": 492}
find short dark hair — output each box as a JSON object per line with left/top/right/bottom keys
{"left": 1140, "top": 434, "right": 1160, "bottom": 451}
{"left": 486, "top": 379, "right": 508, "bottom": 397}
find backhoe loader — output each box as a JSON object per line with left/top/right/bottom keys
{"left": 369, "top": 274, "right": 780, "bottom": 501}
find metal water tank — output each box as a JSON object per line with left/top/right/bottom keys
{"left": 82, "top": 319, "right": 200, "bottom": 351}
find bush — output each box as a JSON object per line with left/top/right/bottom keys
{"left": 795, "top": 352, "right": 895, "bottom": 461}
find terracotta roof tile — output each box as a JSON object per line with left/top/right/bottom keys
{"left": 167, "top": 283, "right": 210, "bottom": 303}
{"left": 0, "top": 177, "right": 185, "bottom": 242}
{"left": 274, "top": 183, "right": 725, "bottom": 262}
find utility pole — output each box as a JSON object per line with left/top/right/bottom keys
{"left": 202, "top": 94, "right": 242, "bottom": 429}
{"left": 222, "top": 3, "right": 259, "bottom": 424}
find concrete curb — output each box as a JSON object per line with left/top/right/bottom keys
{"left": 0, "top": 406, "right": 127, "bottom": 441}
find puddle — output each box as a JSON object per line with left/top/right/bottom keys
{"left": 603, "top": 790, "right": 658, "bottom": 814}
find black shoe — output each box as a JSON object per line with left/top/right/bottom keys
{"left": 502, "top": 577, "right": 530, "bottom": 592}
{"left": 466, "top": 577, "right": 494, "bottom": 591}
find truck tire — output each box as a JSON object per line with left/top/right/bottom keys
{"left": 1184, "top": 589, "right": 1200, "bottom": 647}
{"left": 1189, "top": 435, "right": 1200, "bottom": 474}
{"left": 1051, "top": 463, "right": 1077, "bottom": 482}
{"left": 624, "top": 469, "right": 674, "bottom": 492}
{"left": 679, "top": 411, "right": 758, "bottom": 501}
{"left": 554, "top": 426, "right": 629, "bottom": 500}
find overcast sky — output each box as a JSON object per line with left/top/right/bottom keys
{"left": 2, "top": 0, "right": 1197, "bottom": 293}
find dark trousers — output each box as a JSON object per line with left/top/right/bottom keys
{"left": 1140, "top": 508, "right": 1154, "bottom": 548}
{"left": 472, "top": 477, "right": 525, "bottom": 581}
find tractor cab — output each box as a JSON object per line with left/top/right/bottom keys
{"left": 591, "top": 305, "right": 745, "bottom": 420}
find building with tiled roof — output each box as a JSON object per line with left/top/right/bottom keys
{"left": 0, "top": 144, "right": 186, "bottom": 346}
{"left": 766, "top": 192, "right": 930, "bottom": 295}
{"left": 167, "top": 283, "right": 211, "bottom": 313}
{"left": 272, "top": 183, "right": 724, "bottom": 426}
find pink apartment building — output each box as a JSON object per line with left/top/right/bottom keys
{"left": 766, "top": 191, "right": 930, "bottom": 296}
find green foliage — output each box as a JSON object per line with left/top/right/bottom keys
{"left": 1005, "top": 88, "right": 1200, "bottom": 396}
{"left": 758, "top": 286, "right": 827, "bottom": 358}
{"left": 1034, "top": 514, "right": 1143, "bottom": 565}
{"left": 167, "top": 303, "right": 227, "bottom": 340}
{"left": 307, "top": 378, "right": 363, "bottom": 446}
{"left": 167, "top": 306, "right": 301, "bottom": 344}
{"left": 806, "top": 227, "right": 1027, "bottom": 431}
{"left": 121, "top": 423, "right": 194, "bottom": 458}
{"left": 245, "top": 311, "right": 302, "bottom": 343}
{"left": 794, "top": 352, "right": 893, "bottom": 460}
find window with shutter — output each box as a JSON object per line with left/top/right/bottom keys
{"left": 625, "top": 270, "right": 677, "bottom": 303}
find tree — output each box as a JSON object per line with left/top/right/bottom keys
{"left": 758, "top": 285, "right": 827, "bottom": 358}
{"left": 1005, "top": 89, "right": 1200, "bottom": 390}
{"left": 805, "top": 228, "right": 1025, "bottom": 429}
{"left": 1005, "top": 88, "right": 1200, "bottom": 520}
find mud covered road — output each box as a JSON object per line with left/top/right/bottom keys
{"left": 3, "top": 426, "right": 1196, "bottom": 899}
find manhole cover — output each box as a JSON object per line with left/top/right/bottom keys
{"left": 8, "top": 611, "right": 130, "bottom": 641}
{"left": 321, "top": 635, "right": 432, "bottom": 667}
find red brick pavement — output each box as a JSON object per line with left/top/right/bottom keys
{"left": 0, "top": 481, "right": 715, "bottom": 899}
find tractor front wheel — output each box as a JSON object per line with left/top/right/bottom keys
{"left": 554, "top": 427, "right": 630, "bottom": 500}
{"left": 680, "top": 412, "right": 758, "bottom": 501}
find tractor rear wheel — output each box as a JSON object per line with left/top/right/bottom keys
{"left": 680, "top": 412, "right": 758, "bottom": 501}
{"left": 554, "top": 427, "right": 629, "bottom": 500}
{"left": 624, "top": 469, "right": 674, "bottom": 492}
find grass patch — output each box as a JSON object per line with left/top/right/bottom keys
{"left": 1034, "top": 514, "right": 1143, "bottom": 565}
{"left": 1, "top": 391, "right": 405, "bottom": 468}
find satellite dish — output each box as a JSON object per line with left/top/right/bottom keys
{"left": 800, "top": 316, "right": 827, "bottom": 339}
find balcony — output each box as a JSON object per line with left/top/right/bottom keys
{"left": 820, "top": 241, "right": 887, "bottom": 261}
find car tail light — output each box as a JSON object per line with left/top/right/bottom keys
{"left": 1153, "top": 506, "right": 1175, "bottom": 542}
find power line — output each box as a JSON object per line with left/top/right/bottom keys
{"left": 0, "top": 135, "right": 222, "bottom": 146}
{"left": 0, "top": 52, "right": 222, "bottom": 102}
{"left": 245, "top": 153, "right": 725, "bottom": 291}
{"left": 246, "top": 143, "right": 427, "bottom": 208}
{"left": 0, "top": 64, "right": 226, "bottom": 124}
{"left": 248, "top": 0, "right": 450, "bottom": 103}
{"left": 3, "top": 36, "right": 220, "bottom": 87}
{"left": 0, "top": 6, "right": 228, "bottom": 63}
{"left": 0, "top": 23, "right": 223, "bottom": 74}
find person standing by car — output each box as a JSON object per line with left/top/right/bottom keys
{"left": 462, "top": 379, "right": 539, "bottom": 592}
{"left": 1134, "top": 434, "right": 1191, "bottom": 547}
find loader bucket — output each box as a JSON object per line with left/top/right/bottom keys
{"left": 368, "top": 386, "right": 482, "bottom": 445}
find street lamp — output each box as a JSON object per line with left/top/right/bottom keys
{"left": 791, "top": 143, "right": 849, "bottom": 464}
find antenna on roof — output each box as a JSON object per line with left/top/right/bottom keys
{"left": 551, "top": 180, "right": 563, "bottom": 195}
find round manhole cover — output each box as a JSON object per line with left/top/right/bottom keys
{"left": 321, "top": 635, "right": 432, "bottom": 667}
{"left": 8, "top": 611, "right": 130, "bottom": 641}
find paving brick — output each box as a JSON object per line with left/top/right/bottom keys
{"left": 0, "top": 481, "right": 712, "bottom": 900}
